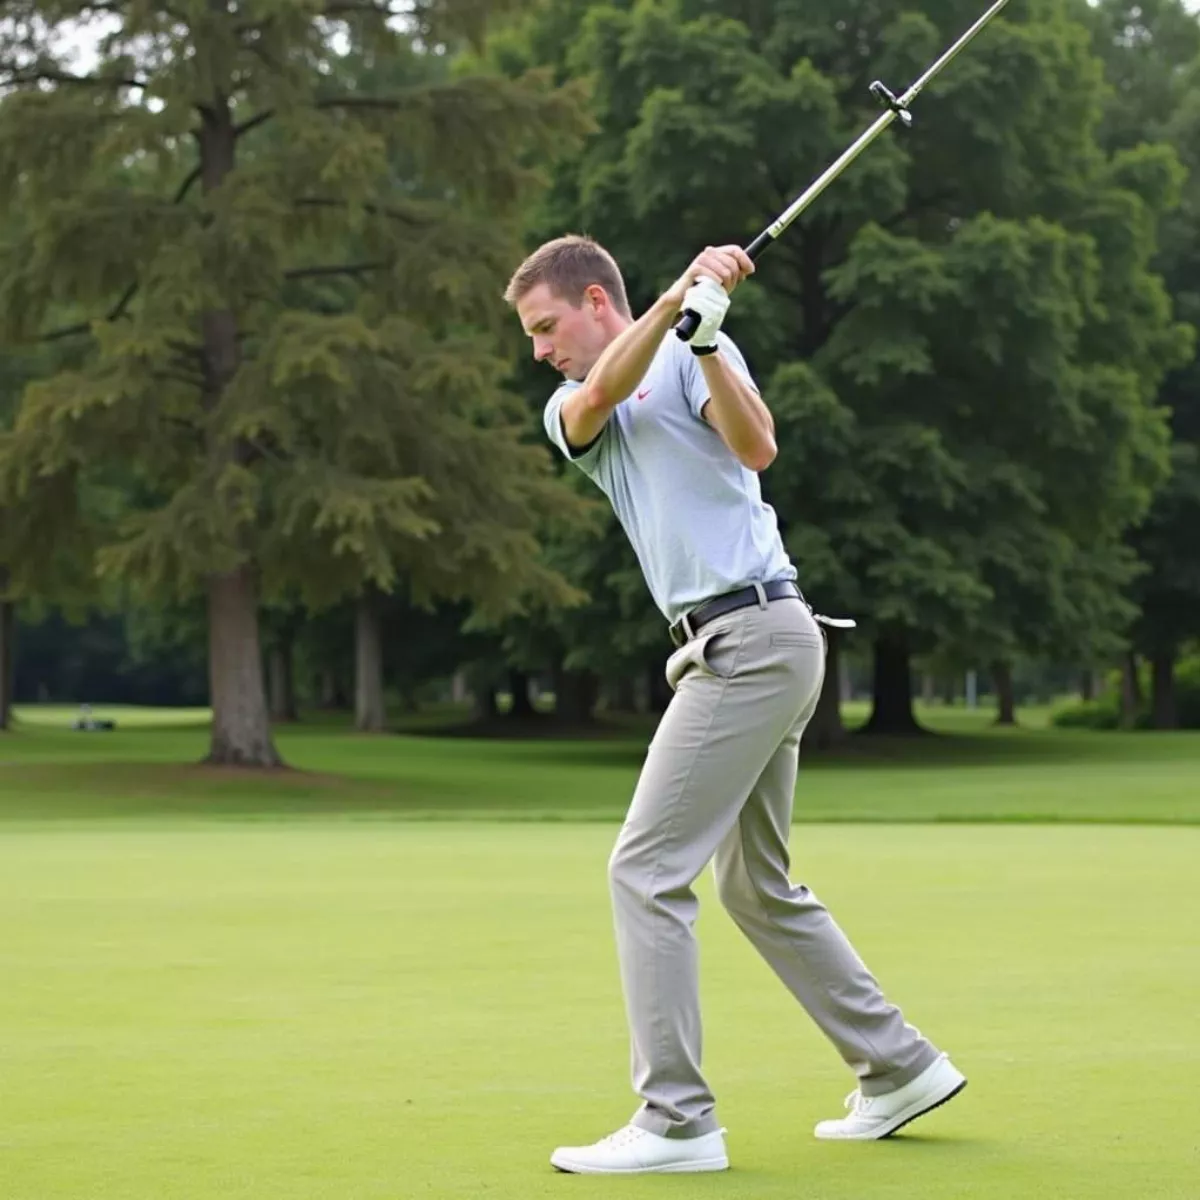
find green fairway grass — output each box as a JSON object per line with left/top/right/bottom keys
{"left": 2, "top": 706, "right": 1199, "bottom": 825}
{"left": 0, "top": 822, "right": 1194, "bottom": 1199}
{"left": 12, "top": 704, "right": 214, "bottom": 729}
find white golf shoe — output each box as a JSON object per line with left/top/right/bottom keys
{"left": 815, "top": 1053, "right": 967, "bottom": 1140}
{"left": 550, "top": 1123, "right": 730, "bottom": 1174}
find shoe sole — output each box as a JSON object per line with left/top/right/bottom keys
{"left": 878, "top": 1077, "right": 967, "bottom": 1139}
{"left": 816, "top": 1075, "right": 968, "bottom": 1141}
{"left": 551, "top": 1155, "right": 730, "bottom": 1175}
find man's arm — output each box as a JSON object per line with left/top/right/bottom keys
{"left": 559, "top": 244, "right": 756, "bottom": 450}
{"left": 698, "top": 353, "right": 777, "bottom": 472}
{"left": 559, "top": 293, "right": 680, "bottom": 450}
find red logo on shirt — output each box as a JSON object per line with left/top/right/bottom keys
{"left": 636, "top": 388, "right": 651, "bottom": 401}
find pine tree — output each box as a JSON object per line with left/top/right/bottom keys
{"left": 0, "top": 0, "right": 589, "bottom": 764}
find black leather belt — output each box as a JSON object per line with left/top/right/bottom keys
{"left": 669, "top": 580, "right": 804, "bottom": 648}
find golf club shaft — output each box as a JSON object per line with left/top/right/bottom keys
{"left": 675, "top": 0, "right": 1011, "bottom": 341}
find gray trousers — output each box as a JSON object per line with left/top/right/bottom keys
{"left": 609, "top": 595, "right": 939, "bottom": 1138}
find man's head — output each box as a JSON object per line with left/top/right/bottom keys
{"left": 504, "top": 234, "right": 632, "bottom": 382}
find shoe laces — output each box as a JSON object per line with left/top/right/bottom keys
{"left": 843, "top": 1090, "right": 877, "bottom": 1116}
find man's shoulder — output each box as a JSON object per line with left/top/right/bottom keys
{"left": 544, "top": 378, "right": 582, "bottom": 409}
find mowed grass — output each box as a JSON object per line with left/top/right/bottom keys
{"left": 0, "top": 822, "right": 1196, "bottom": 1199}
{"left": 2, "top": 701, "right": 1199, "bottom": 825}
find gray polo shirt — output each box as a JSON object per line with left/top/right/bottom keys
{"left": 543, "top": 330, "right": 797, "bottom": 625}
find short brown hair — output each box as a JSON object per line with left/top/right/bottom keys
{"left": 503, "top": 234, "right": 631, "bottom": 317}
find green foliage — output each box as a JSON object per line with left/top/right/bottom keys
{"left": 0, "top": 0, "right": 592, "bottom": 618}
{"left": 1050, "top": 653, "right": 1200, "bottom": 728}
{"left": 493, "top": 0, "right": 1190, "bottom": 689}
{"left": 1085, "top": 0, "right": 1200, "bottom": 660}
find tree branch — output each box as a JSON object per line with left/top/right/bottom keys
{"left": 39, "top": 281, "right": 139, "bottom": 342}
{"left": 172, "top": 164, "right": 201, "bottom": 205}
{"left": 37, "top": 155, "right": 203, "bottom": 342}
{"left": 2, "top": 68, "right": 147, "bottom": 90}
{"left": 235, "top": 110, "right": 275, "bottom": 138}
{"left": 320, "top": 1, "right": 404, "bottom": 16}
{"left": 151, "top": 370, "right": 205, "bottom": 390}
{"left": 315, "top": 96, "right": 406, "bottom": 112}
{"left": 294, "top": 197, "right": 427, "bottom": 226}
{"left": 284, "top": 261, "right": 391, "bottom": 281}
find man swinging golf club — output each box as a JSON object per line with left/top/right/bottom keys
{"left": 502, "top": 1, "right": 1014, "bottom": 1170}
{"left": 504, "top": 234, "right": 966, "bottom": 1176}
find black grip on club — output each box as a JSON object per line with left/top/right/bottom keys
{"left": 673, "top": 232, "right": 773, "bottom": 341}
{"left": 675, "top": 308, "right": 703, "bottom": 342}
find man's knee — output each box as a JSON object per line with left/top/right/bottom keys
{"left": 715, "top": 846, "right": 808, "bottom": 922}
{"left": 609, "top": 832, "right": 701, "bottom": 917}
{"left": 714, "top": 851, "right": 760, "bottom": 919}
{"left": 608, "top": 831, "right": 646, "bottom": 901}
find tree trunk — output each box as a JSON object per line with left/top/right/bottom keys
{"left": 553, "top": 667, "right": 599, "bottom": 724}
{"left": 471, "top": 682, "right": 498, "bottom": 721}
{"left": 268, "top": 640, "right": 298, "bottom": 724}
{"left": 859, "top": 631, "right": 924, "bottom": 736}
{"left": 992, "top": 660, "right": 1017, "bottom": 726}
{"left": 0, "top": 594, "right": 13, "bottom": 732}
{"left": 1118, "top": 652, "right": 1140, "bottom": 730}
{"left": 507, "top": 668, "right": 536, "bottom": 718}
{"left": 646, "top": 661, "right": 673, "bottom": 714}
{"left": 198, "top": 101, "right": 278, "bottom": 767}
{"left": 355, "top": 593, "right": 386, "bottom": 733}
{"left": 1151, "top": 651, "right": 1178, "bottom": 730}
{"left": 807, "top": 627, "right": 847, "bottom": 749}
{"left": 608, "top": 673, "right": 638, "bottom": 714}
{"left": 1080, "top": 670, "right": 1096, "bottom": 702}
{"left": 206, "top": 566, "right": 281, "bottom": 767}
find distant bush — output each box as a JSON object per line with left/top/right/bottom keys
{"left": 1050, "top": 697, "right": 1121, "bottom": 729}
{"left": 1175, "top": 656, "right": 1200, "bottom": 727}
{"left": 1051, "top": 654, "right": 1200, "bottom": 730}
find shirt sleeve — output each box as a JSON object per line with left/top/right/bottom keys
{"left": 543, "top": 383, "right": 607, "bottom": 474}
{"left": 681, "top": 331, "right": 760, "bottom": 422}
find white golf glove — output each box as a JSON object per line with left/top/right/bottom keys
{"left": 680, "top": 276, "right": 730, "bottom": 355}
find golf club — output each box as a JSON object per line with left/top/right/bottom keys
{"left": 675, "top": 0, "right": 1011, "bottom": 341}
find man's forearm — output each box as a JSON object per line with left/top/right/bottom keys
{"left": 699, "top": 353, "right": 777, "bottom": 472}
{"left": 583, "top": 294, "right": 680, "bottom": 410}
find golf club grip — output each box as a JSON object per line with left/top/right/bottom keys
{"left": 673, "top": 232, "right": 774, "bottom": 341}
{"left": 674, "top": 309, "right": 703, "bottom": 341}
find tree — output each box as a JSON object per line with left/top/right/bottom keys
{"left": 0, "top": 0, "right": 589, "bottom": 764}
{"left": 0, "top": 337, "right": 102, "bottom": 728}
{"left": 1086, "top": 0, "right": 1200, "bottom": 728}
{"left": 491, "top": 0, "right": 1188, "bottom": 734}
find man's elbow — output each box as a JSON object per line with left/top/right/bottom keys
{"left": 581, "top": 381, "right": 612, "bottom": 413}
{"left": 741, "top": 436, "right": 777, "bottom": 473}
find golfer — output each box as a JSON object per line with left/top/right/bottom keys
{"left": 504, "top": 234, "right": 966, "bottom": 1175}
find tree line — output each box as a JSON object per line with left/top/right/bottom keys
{"left": 1, "top": 0, "right": 1198, "bottom": 764}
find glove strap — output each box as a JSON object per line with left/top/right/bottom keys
{"left": 690, "top": 343, "right": 719, "bottom": 357}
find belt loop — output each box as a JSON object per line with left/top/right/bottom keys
{"left": 752, "top": 582, "right": 768, "bottom": 610}
{"left": 680, "top": 611, "right": 695, "bottom": 641}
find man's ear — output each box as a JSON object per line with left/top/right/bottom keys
{"left": 584, "top": 283, "right": 607, "bottom": 314}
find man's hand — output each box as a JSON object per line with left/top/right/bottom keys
{"left": 679, "top": 277, "right": 730, "bottom": 351}
{"left": 665, "top": 244, "right": 755, "bottom": 309}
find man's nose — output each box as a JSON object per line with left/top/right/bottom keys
{"left": 533, "top": 340, "right": 553, "bottom": 362}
